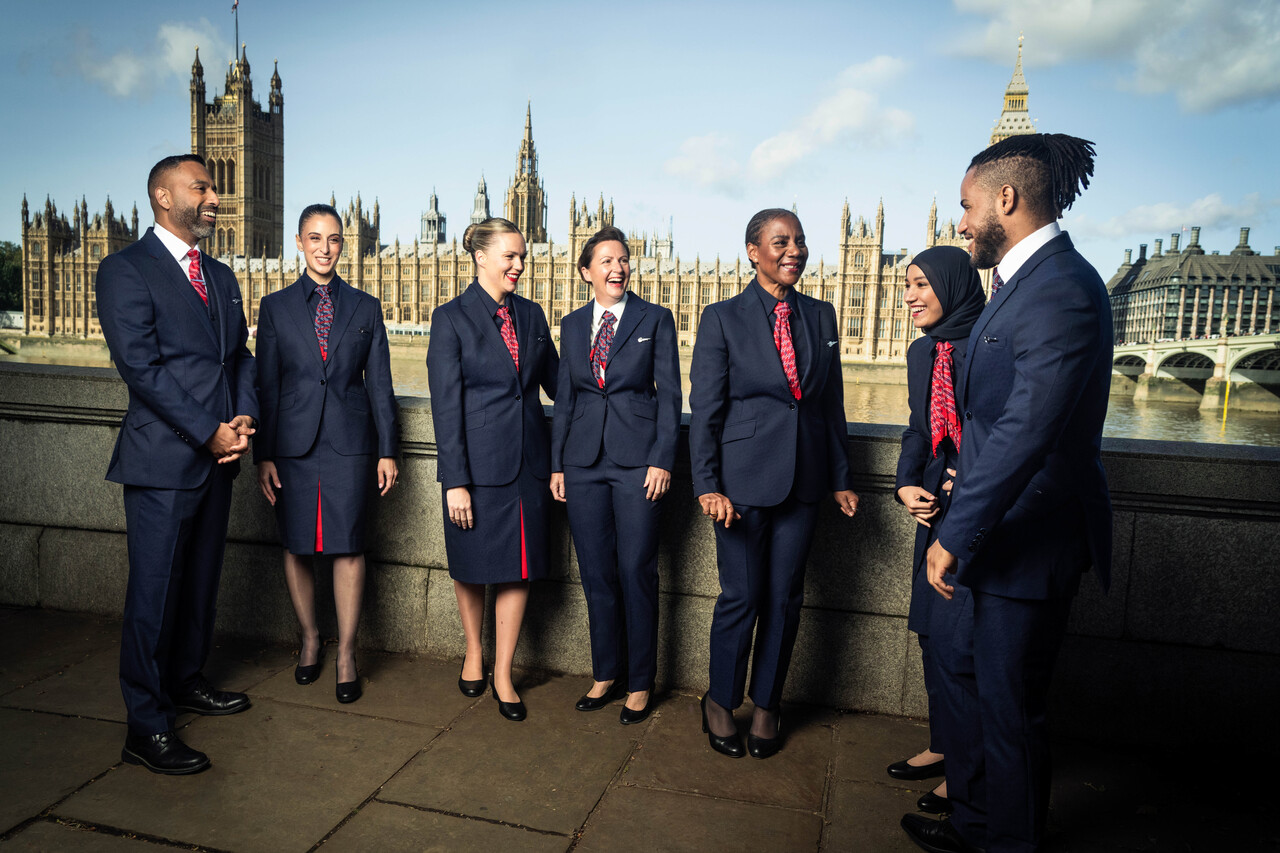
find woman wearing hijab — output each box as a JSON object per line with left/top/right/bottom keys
{"left": 886, "top": 245, "right": 986, "bottom": 814}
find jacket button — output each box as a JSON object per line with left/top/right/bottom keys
{"left": 964, "top": 410, "right": 972, "bottom": 420}
{"left": 515, "top": 395, "right": 522, "bottom": 402}
{"left": 320, "top": 379, "right": 326, "bottom": 385}
{"left": 789, "top": 403, "right": 796, "bottom": 410}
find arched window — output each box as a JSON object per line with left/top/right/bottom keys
{"left": 227, "top": 229, "right": 236, "bottom": 254}
{"left": 854, "top": 251, "right": 864, "bottom": 268}
{"left": 226, "top": 159, "right": 235, "bottom": 194}
{"left": 217, "top": 227, "right": 226, "bottom": 254}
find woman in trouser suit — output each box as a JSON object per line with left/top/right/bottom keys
{"left": 256, "top": 203, "right": 400, "bottom": 705}
{"left": 689, "top": 208, "right": 859, "bottom": 759}
{"left": 426, "top": 217, "right": 559, "bottom": 721}
{"left": 887, "top": 245, "right": 985, "bottom": 813}
{"left": 550, "top": 226, "right": 681, "bottom": 724}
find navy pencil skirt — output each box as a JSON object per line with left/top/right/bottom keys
{"left": 442, "top": 465, "right": 550, "bottom": 584}
{"left": 273, "top": 434, "right": 372, "bottom": 556}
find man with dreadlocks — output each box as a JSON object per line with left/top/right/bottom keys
{"left": 900, "top": 133, "right": 1113, "bottom": 853}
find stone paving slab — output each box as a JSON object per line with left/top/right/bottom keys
{"left": 323, "top": 800, "right": 568, "bottom": 853}
{"left": 833, "top": 711, "right": 936, "bottom": 791}
{"left": 0, "top": 609, "right": 118, "bottom": 696}
{"left": 55, "top": 699, "right": 430, "bottom": 853}
{"left": 575, "top": 784, "right": 823, "bottom": 853}
{"left": 379, "top": 674, "right": 641, "bottom": 835}
{"left": 623, "top": 694, "right": 834, "bottom": 813}
{"left": 251, "top": 650, "right": 477, "bottom": 728}
{"left": 1, "top": 819, "right": 171, "bottom": 851}
{"left": 3, "top": 647, "right": 125, "bottom": 723}
{"left": 0, "top": 708, "right": 124, "bottom": 836}
{"left": 824, "top": 779, "right": 923, "bottom": 853}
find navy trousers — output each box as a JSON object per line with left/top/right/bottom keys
{"left": 563, "top": 451, "right": 662, "bottom": 691}
{"left": 932, "top": 581, "right": 1076, "bottom": 853}
{"left": 120, "top": 465, "right": 234, "bottom": 735}
{"left": 708, "top": 495, "right": 819, "bottom": 711}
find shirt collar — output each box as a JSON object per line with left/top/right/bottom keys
{"left": 996, "top": 220, "right": 1062, "bottom": 285}
{"left": 592, "top": 292, "right": 628, "bottom": 327}
{"left": 153, "top": 222, "right": 198, "bottom": 266}
{"left": 301, "top": 271, "right": 336, "bottom": 300}
{"left": 750, "top": 278, "right": 795, "bottom": 315}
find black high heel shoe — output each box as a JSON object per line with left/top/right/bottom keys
{"left": 492, "top": 679, "right": 526, "bottom": 721}
{"left": 335, "top": 660, "right": 361, "bottom": 704}
{"left": 458, "top": 659, "right": 486, "bottom": 698}
{"left": 746, "top": 710, "right": 783, "bottom": 759}
{"left": 294, "top": 645, "right": 324, "bottom": 686}
{"left": 575, "top": 681, "right": 624, "bottom": 712}
{"left": 700, "top": 695, "right": 743, "bottom": 758}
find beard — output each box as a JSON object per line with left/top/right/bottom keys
{"left": 968, "top": 208, "right": 1007, "bottom": 270}
{"left": 174, "top": 198, "right": 216, "bottom": 240}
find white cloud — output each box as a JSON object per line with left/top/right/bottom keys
{"left": 663, "top": 133, "right": 743, "bottom": 195}
{"left": 748, "top": 56, "right": 914, "bottom": 181}
{"left": 69, "top": 19, "right": 231, "bottom": 99}
{"left": 1065, "top": 192, "right": 1266, "bottom": 239}
{"left": 952, "top": 0, "right": 1280, "bottom": 112}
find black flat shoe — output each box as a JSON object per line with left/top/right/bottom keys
{"left": 458, "top": 662, "right": 486, "bottom": 697}
{"left": 336, "top": 665, "right": 361, "bottom": 704}
{"left": 887, "top": 756, "right": 946, "bottom": 781}
{"left": 576, "top": 681, "right": 623, "bottom": 712}
{"left": 700, "top": 695, "right": 743, "bottom": 758}
{"left": 122, "top": 730, "right": 210, "bottom": 775}
{"left": 917, "top": 790, "right": 953, "bottom": 815}
{"left": 492, "top": 680, "right": 526, "bottom": 721}
{"left": 295, "top": 647, "right": 324, "bottom": 685}
{"left": 619, "top": 700, "right": 652, "bottom": 725}
{"left": 900, "top": 813, "right": 983, "bottom": 853}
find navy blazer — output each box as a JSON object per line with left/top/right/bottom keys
{"left": 96, "top": 228, "right": 258, "bottom": 489}
{"left": 550, "top": 295, "right": 681, "bottom": 472}
{"left": 936, "top": 233, "right": 1113, "bottom": 599}
{"left": 689, "top": 280, "right": 851, "bottom": 507}
{"left": 253, "top": 274, "right": 398, "bottom": 462}
{"left": 426, "top": 281, "right": 559, "bottom": 488}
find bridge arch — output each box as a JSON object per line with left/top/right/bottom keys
{"left": 1227, "top": 345, "right": 1280, "bottom": 374}
{"left": 1112, "top": 354, "right": 1146, "bottom": 376}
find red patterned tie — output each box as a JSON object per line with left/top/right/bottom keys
{"left": 185, "top": 248, "right": 208, "bottom": 305}
{"left": 772, "top": 301, "right": 802, "bottom": 400}
{"left": 928, "top": 341, "right": 961, "bottom": 457}
{"left": 497, "top": 304, "right": 519, "bottom": 370}
{"left": 315, "top": 284, "right": 333, "bottom": 360}
{"left": 589, "top": 310, "right": 616, "bottom": 389}
{"left": 991, "top": 269, "right": 1005, "bottom": 295}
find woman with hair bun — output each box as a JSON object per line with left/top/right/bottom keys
{"left": 550, "top": 225, "right": 681, "bottom": 724}
{"left": 426, "top": 217, "right": 558, "bottom": 721}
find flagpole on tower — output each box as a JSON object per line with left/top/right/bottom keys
{"left": 233, "top": 0, "right": 239, "bottom": 57}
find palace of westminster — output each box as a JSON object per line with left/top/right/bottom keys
{"left": 18, "top": 41, "right": 1277, "bottom": 357}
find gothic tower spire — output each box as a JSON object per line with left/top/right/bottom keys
{"left": 989, "top": 34, "right": 1034, "bottom": 146}
{"left": 505, "top": 103, "right": 547, "bottom": 242}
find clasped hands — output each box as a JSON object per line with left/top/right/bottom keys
{"left": 205, "top": 415, "right": 255, "bottom": 463}
{"left": 697, "top": 489, "right": 860, "bottom": 529}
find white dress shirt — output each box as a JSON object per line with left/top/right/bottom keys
{"left": 995, "top": 220, "right": 1062, "bottom": 285}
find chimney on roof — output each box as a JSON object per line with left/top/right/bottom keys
{"left": 1169, "top": 233, "right": 1180, "bottom": 252}
{"left": 1190, "top": 226, "right": 1201, "bottom": 246}
{"left": 1123, "top": 249, "right": 1132, "bottom": 265}
{"left": 1153, "top": 238, "right": 1162, "bottom": 258}
{"left": 1231, "top": 226, "right": 1255, "bottom": 256}
{"left": 1138, "top": 243, "right": 1147, "bottom": 261}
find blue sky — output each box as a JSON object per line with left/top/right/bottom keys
{"left": 3, "top": 0, "right": 1278, "bottom": 278}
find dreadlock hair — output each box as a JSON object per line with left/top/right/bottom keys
{"left": 967, "top": 133, "right": 1096, "bottom": 220}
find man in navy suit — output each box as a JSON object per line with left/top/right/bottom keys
{"left": 96, "top": 154, "right": 258, "bottom": 775}
{"left": 901, "top": 135, "right": 1111, "bottom": 853}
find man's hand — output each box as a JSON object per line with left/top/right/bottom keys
{"left": 833, "top": 489, "right": 859, "bottom": 517}
{"left": 206, "top": 422, "right": 249, "bottom": 462}
{"left": 644, "top": 467, "right": 671, "bottom": 502}
{"left": 698, "top": 492, "right": 740, "bottom": 528}
{"left": 258, "top": 460, "right": 281, "bottom": 505}
{"left": 927, "top": 539, "right": 958, "bottom": 600}
{"left": 897, "top": 485, "right": 940, "bottom": 526}
{"left": 377, "top": 457, "right": 398, "bottom": 496}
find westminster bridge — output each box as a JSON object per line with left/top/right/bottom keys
{"left": 0, "top": 360, "right": 1276, "bottom": 762}
{"left": 1111, "top": 331, "right": 1280, "bottom": 412}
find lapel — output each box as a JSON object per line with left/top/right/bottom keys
{"left": 513, "top": 294, "right": 532, "bottom": 377}
{"left": 204, "top": 257, "right": 230, "bottom": 361}
{"left": 562, "top": 303, "right": 590, "bottom": 378}
{"left": 606, "top": 294, "right": 645, "bottom": 366}
{"left": 462, "top": 281, "right": 518, "bottom": 380}
{"left": 792, "top": 291, "right": 819, "bottom": 388}
{"left": 283, "top": 276, "right": 327, "bottom": 372}
{"left": 322, "top": 276, "right": 359, "bottom": 365}
{"left": 738, "top": 284, "right": 793, "bottom": 395}
{"left": 142, "top": 229, "right": 218, "bottom": 349}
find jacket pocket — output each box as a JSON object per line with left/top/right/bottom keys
{"left": 720, "top": 419, "right": 756, "bottom": 443}
{"left": 347, "top": 389, "right": 370, "bottom": 413}
{"left": 279, "top": 391, "right": 298, "bottom": 410}
{"left": 630, "top": 397, "right": 658, "bottom": 421}
{"left": 465, "top": 407, "right": 486, "bottom": 430}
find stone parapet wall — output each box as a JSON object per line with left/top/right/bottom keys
{"left": 1, "top": 361, "right": 1276, "bottom": 747}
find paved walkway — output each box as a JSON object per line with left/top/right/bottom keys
{"left": 0, "top": 607, "right": 1268, "bottom": 852}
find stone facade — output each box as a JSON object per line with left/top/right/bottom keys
{"left": 1105, "top": 227, "right": 1278, "bottom": 344}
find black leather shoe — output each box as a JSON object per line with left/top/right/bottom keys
{"left": 900, "top": 813, "right": 984, "bottom": 853}
{"left": 917, "top": 790, "right": 953, "bottom": 815}
{"left": 458, "top": 662, "right": 486, "bottom": 698}
{"left": 576, "top": 681, "right": 623, "bottom": 712}
{"left": 619, "top": 699, "right": 652, "bottom": 725}
{"left": 492, "top": 680, "right": 526, "bottom": 721}
{"left": 336, "top": 667, "right": 362, "bottom": 704}
{"left": 173, "top": 679, "right": 250, "bottom": 716}
{"left": 887, "top": 756, "right": 946, "bottom": 781}
{"left": 295, "top": 646, "right": 324, "bottom": 685}
{"left": 700, "top": 695, "right": 743, "bottom": 758}
{"left": 122, "top": 730, "right": 210, "bottom": 775}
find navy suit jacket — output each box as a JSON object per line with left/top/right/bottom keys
{"left": 426, "top": 281, "right": 559, "bottom": 488}
{"left": 689, "top": 280, "right": 851, "bottom": 507}
{"left": 96, "top": 228, "right": 258, "bottom": 489}
{"left": 550, "top": 295, "right": 681, "bottom": 472}
{"left": 253, "top": 274, "right": 398, "bottom": 462}
{"left": 936, "top": 233, "right": 1113, "bottom": 599}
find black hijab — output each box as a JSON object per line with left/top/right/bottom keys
{"left": 910, "top": 246, "right": 986, "bottom": 343}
